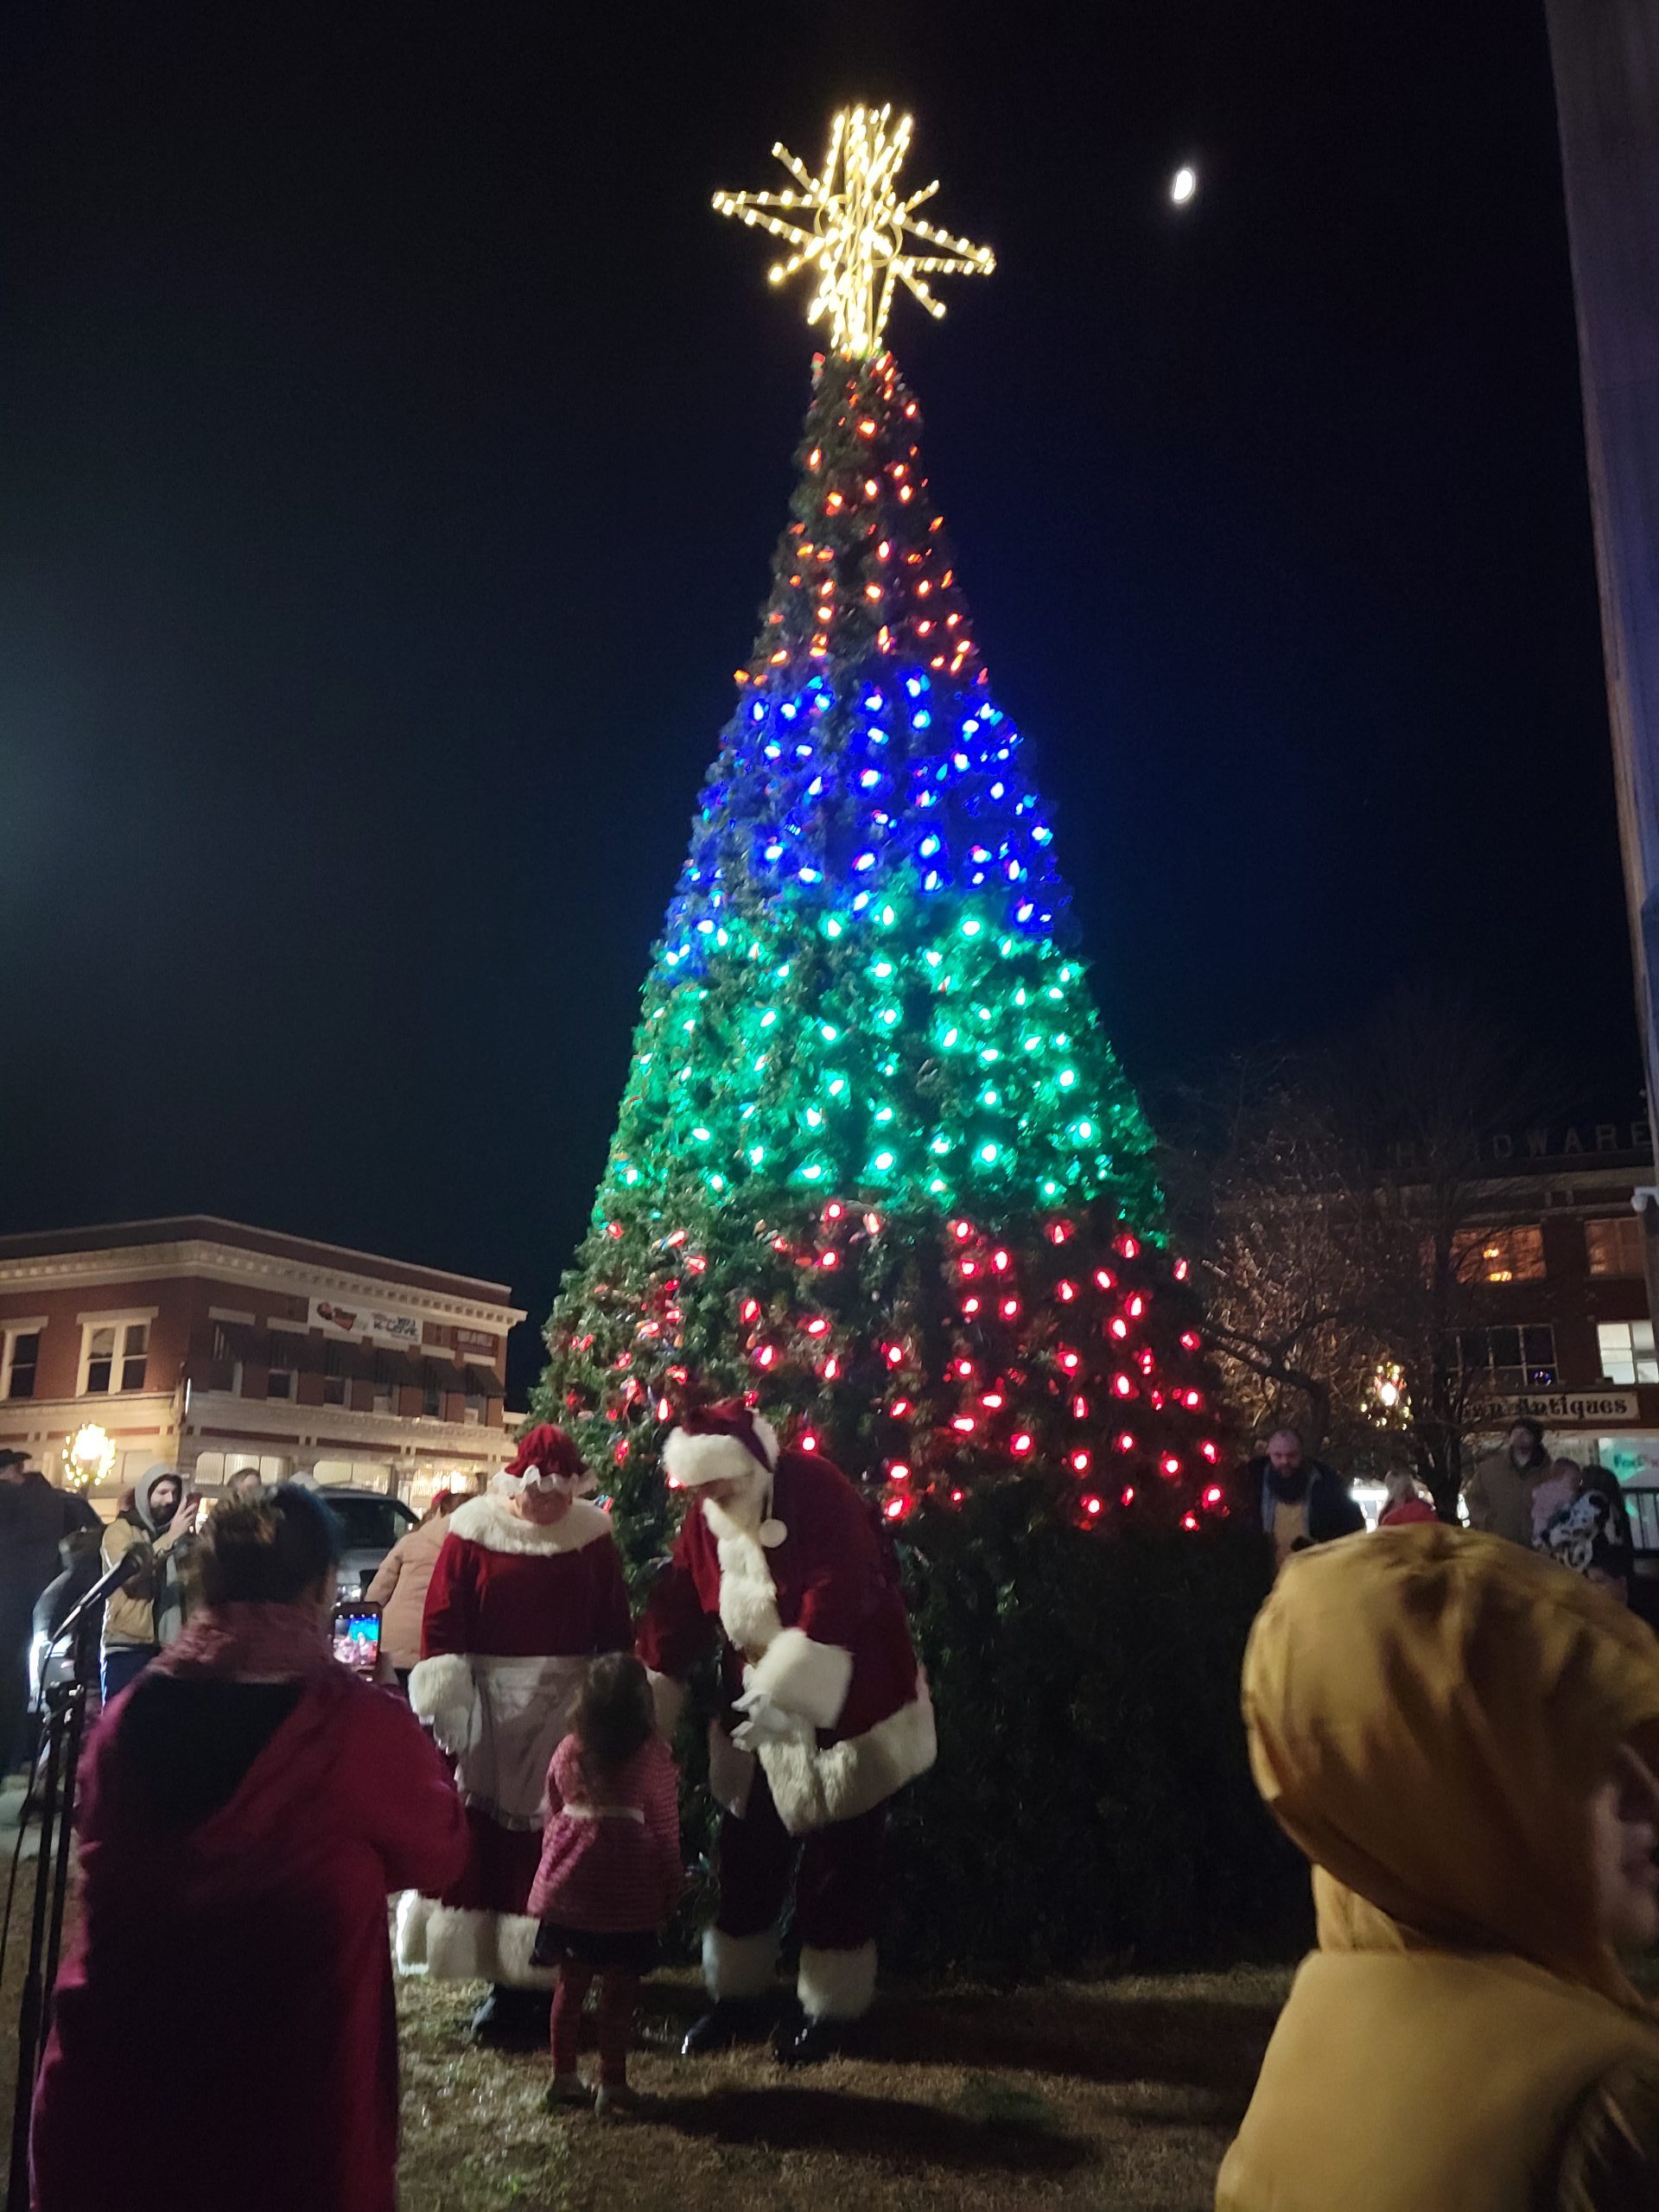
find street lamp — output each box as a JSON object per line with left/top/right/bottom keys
{"left": 64, "top": 1423, "right": 115, "bottom": 1491}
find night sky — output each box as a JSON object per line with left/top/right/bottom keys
{"left": 0, "top": 3, "right": 1632, "bottom": 1396}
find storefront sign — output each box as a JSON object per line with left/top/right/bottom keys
{"left": 454, "top": 1327, "right": 499, "bottom": 1354}
{"left": 308, "top": 1297, "right": 423, "bottom": 1349}
{"left": 1474, "top": 1389, "right": 1640, "bottom": 1425}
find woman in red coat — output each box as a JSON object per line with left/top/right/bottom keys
{"left": 398, "top": 1425, "right": 633, "bottom": 2045}
{"left": 29, "top": 1485, "right": 467, "bottom": 2212}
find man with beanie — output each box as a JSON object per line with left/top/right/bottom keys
{"left": 639, "top": 1399, "right": 935, "bottom": 2065}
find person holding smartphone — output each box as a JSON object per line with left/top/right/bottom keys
{"left": 99, "top": 1465, "right": 200, "bottom": 1700}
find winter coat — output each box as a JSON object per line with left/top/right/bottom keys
{"left": 99, "top": 1465, "right": 193, "bottom": 1651}
{"left": 638, "top": 1448, "right": 935, "bottom": 1837}
{"left": 527, "top": 1732, "right": 682, "bottom": 1935}
{"left": 364, "top": 1510, "right": 451, "bottom": 1672}
{"left": 1242, "top": 1457, "right": 1365, "bottom": 1548}
{"left": 1217, "top": 1526, "right": 1659, "bottom": 2212}
{"left": 29, "top": 1663, "right": 467, "bottom": 2212}
{"left": 1465, "top": 1445, "right": 1553, "bottom": 1547}
{"left": 0, "top": 1475, "right": 99, "bottom": 1626}
{"left": 398, "top": 1491, "right": 633, "bottom": 1987}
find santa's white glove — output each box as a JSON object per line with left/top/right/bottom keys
{"left": 729, "top": 1686, "right": 798, "bottom": 1751}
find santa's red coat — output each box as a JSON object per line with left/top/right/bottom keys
{"left": 639, "top": 1449, "right": 934, "bottom": 1836}
{"left": 399, "top": 1491, "right": 632, "bottom": 1986}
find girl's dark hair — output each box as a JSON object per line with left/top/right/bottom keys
{"left": 569, "top": 1653, "right": 654, "bottom": 1786}
{"left": 198, "top": 1484, "right": 340, "bottom": 1608}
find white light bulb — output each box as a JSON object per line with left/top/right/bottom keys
{"left": 1170, "top": 165, "right": 1198, "bottom": 207}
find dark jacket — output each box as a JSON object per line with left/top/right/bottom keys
{"left": 0, "top": 1474, "right": 100, "bottom": 1619}
{"left": 1243, "top": 1456, "right": 1366, "bottom": 1547}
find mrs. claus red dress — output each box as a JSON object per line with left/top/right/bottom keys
{"left": 398, "top": 1490, "right": 632, "bottom": 1986}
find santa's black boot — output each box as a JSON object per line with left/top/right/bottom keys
{"left": 773, "top": 2009, "right": 860, "bottom": 2067}
{"left": 774, "top": 1942, "right": 876, "bottom": 2065}
{"left": 681, "top": 1998, "right": 772, "bottom": 2056}
{"left": 470, "top": 1985, "right": 547, "bottom": 2050}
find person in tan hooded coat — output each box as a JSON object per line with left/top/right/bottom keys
{"left": 1217, "top": 1523, "right": 1659, "bottom": 2212}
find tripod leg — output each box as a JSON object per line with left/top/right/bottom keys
{"left": 42, "top": 1684, "right": 86, "bottom": 2012}
{"left": 6, "top": 1694, "right": 64, "bottom": 2208}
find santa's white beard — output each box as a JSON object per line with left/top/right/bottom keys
{"left": 701, "top": 1477, "right": 767, "bottom": 1546}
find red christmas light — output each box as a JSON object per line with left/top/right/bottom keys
{"left": 1070, "top": 1448, "right": 1091, "bottom": 1474}
{"left": 1094, "top": 1268, "right": 1115, "bottom": 1291}
{"left": 1057, "top": 1281, "right": 1077, "bottom": 1302}
{"left": 1084, "top": 1495, "right": 1103, "bottom": 1518}
{"left": 1160, "top": 1453, "right": 1182, "bottom": 1478}
{"left": 1011, "top": 1432, "right": 1033, "bottom": 1455}
{"left": 951, "top": 1415, "right": 976, "bottom": 1434}
{"left": 1121, "top": 1486, "right": 1135, "bottom": 1505}
{"left": 889, "top": 1462, "right": 911, "bottom": 1484}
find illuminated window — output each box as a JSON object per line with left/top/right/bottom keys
{"left": 1586, "top": 1217, "right": 1644, "bottom": 1278}
{"left": 1598, "top": 1321, "right": 1659, "bottom": 1387}
{"left": 2, "top": 1328, "right": 41, "bottom": 1401}
{"left": 1453, "top": 1226, "right": 1544, "bottom": 1284}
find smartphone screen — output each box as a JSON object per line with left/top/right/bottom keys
{"left": 332, "top": 1603, "right": 383, "bottom": 1676}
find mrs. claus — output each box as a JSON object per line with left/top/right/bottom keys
{"left": 397, "top": 1424, "right": 632, "bottom": 2044}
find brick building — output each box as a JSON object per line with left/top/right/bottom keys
{"left": 1456, "top": 1115, "right": 1659, "bottom": 1482}
{"left": 0, "top": 1217, "right": 525, "bottom": 1513}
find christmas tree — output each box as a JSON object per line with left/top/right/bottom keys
{"left": 534, "top": 108, "right": 1229, "bottom": 1568}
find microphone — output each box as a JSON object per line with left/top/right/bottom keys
{"left": 48, "top": 1542, "right": 153, "bottom": 1655}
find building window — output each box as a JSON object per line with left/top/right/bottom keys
{"left": 2, "top": 1330, "right": 41, "bottom": 1401}
{"left": 1586, "top": 1216, "right": 1645, "bottom": 1278}
{"left": 121, "top": 1322, "right": 149, "bottom": 1392}
{"left": 1459, "top": 1324, "right": 1558, "bottom": 1394}
{"left": 80, "top": 1319, "right": 150, "bottom": 1395}
{"left": 1453, "top": 1226, "right": 1546, "bottom": 1284}
{"left": 266, "top": 1360, "right": 296, "bottom": 1402}
{"left": 323, "top": 1371, "right": 347, "bottom": 1406}
{"left": 1598, "top": 1320, "right": 1659, "bottom": 1387}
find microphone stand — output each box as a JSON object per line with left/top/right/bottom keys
{"left": 6, "top": 1550, "right": 142, "bottom": 2205}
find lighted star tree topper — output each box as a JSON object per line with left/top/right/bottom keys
{"left": 535, "top": 110, "right": 1229, "bottom": 1564}
{"left": 712, "top": 104, "right": 994, "bottom": 358}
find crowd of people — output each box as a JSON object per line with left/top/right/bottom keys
{"left": 13, "top": 1399, "right": 933, "bottom": 2209}
{"left": 7, "top": 1397, "right": 1659, "bottom": 2209}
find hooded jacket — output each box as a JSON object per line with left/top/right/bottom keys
{"left": 100, "top": 1466, "right": 192, "bottom": 1653}
{"left": 1217, "top": 1526, "right": 1659, "bottom": 2212}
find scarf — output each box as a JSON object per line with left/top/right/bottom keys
{"left": 151, "top": 1600, "right": 337, "bottom": 1683}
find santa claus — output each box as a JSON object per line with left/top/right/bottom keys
{"left": 639, "top": 1400, "right": 935, "bottom": 2064}
{"left": 397, "top": 1424, "right": 632, "bottom": 2045}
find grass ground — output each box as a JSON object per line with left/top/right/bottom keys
{"left": 1, "top": 1827, "right": 1289, "bottom": 2212}
{"left": 397, "top": 1964, "right": 1290, "bottom": 2212}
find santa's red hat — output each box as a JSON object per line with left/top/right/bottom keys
{"left": 663, "top": 1399, "right": 779, "bottom": 1491}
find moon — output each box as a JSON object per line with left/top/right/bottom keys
{"left": 1170, "top": 165, "right": 1198, "bottom": 207}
